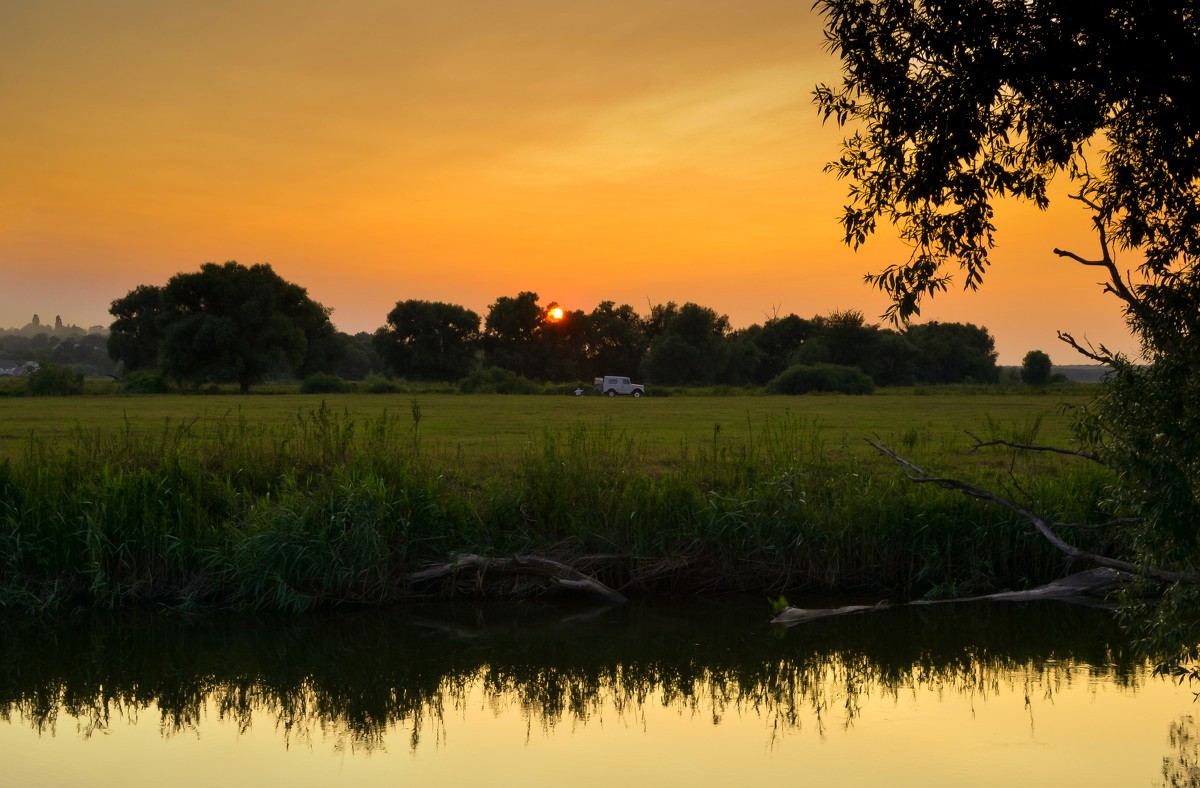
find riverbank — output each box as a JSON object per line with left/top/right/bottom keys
{"left": 0, "top": 394, "right": 1113, "bottom": 612}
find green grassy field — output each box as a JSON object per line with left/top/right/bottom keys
{"left": 0, "top": 387, "right": 1093, "bottom": 463}
{"left": 0, "top": 387, "right": 1111, "bottom": 612}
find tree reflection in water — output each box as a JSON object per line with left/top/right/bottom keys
{"left": 1164, "top": 716, "right": 1200, "bottom": 787}
{"left": 0, "top": 599, "right": 1183, "bottom": 769}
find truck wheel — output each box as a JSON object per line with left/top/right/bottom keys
{"left": 632, "top": 390, "right": 641, "bottom": 398}
{"left": 606, "top": 389, "right": 616, "bottom": 397}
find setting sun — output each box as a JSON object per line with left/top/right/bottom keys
{"left": 546, "top": 305, "right": 564, "bottom": 323}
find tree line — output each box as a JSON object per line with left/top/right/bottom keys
{"left": 100, "top": 260, "right": 1012, "bottom": 393}
{"left": 0, "top": 333, "right": 116, "bottom": 379}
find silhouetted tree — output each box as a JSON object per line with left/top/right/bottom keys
{"left": 744, "top": 314, "right": 814, "bottom": 384}
{"left": 1021, "top": 350, "right": 1054, "bottom": 386}
{"left": 374, "top": 300, "right": 480, "bottom": 381}
{"left": 542, "top": 307, "right": 591, "bottom": 382}
{"left": 642, "top": 303, "right": 730, "bottom": 385}
{"left": 108, "top": 284, "right": 166, "bottom": 373}
{"left": 905, "top": 322, "right": 999, "bottom": 384}
{"left": 793, "top": 310, "right": 880, "bottom": 376}
{"left": 482, "top": 291, "right": 546, "bottom": 379}
{"left": 336, "top": 332, "right": 384, "bottom": 381}
{"left": 722, "top": 334, "right": 763, "bottom": 386}
{"left": 584, "top": 301, "right": 646, "bottom": 379}
{"left": 817, "top": 0, "right": 1200, "bottom": 674}
{"left": 823, "top": 310, "right": 878, "bottom": 369}
{"left": 109, "top": 262, "right": 339, "bottom": 393}
{"left": 292, "top": 298, "right": 344, "bottom": 380}
{"left": 641, "top": 302, "right": 679, "bottom": 344}
{"left": 869, "top": 330, "right": 920, "bottom": 387}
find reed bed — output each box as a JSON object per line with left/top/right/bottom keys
{"left": 0, "top": 400, "right": 1113, "bottom": 612}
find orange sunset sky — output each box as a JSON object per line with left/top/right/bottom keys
{"left": 2, "top": 0, "right": 1138, "bottom": 364}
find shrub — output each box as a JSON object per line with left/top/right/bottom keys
{"left": 458, "top": 367, "right": 540, "bottom": 394}
{"left": 301, "top": 373, "right": 351, "bottom": 394}
{"left": 767, "top": 363, "right": 875, "bottom": 395}
{"left": 122, "top": 369, "right": 171, "bottom": 394}
{"left": 364, "top": 374, "right": 401, "bottom": 394}
{"left": 27, "top": 364, "right": 85, "bottom": 396}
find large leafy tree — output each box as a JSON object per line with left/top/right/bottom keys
{"left": 374, "top": 300, "right": 481, "bottom": 381}
{"left": 109, "top": 262, "right": 339, "bottom": 393}
{"left": 584, "top": 301, "right": 647, "bottom": 379}
{"left": 1021, "top": 350, "right": 1053, "bottom": 385}
{"left": 816, "top": 0, "right": 1200, "bottom": 671}
{"left": 541, "top": 306, "right": 591, "bottom": 382}
{"left": 904, "top": 322, "right": 999, "bottom": 384}
{"left": 335, "top": 331, "right": 384, "bottom": 381}
{"left": 482, "top": 291, "right": 546, "bottom": 379}
{"left": 480, "top": 291, "right": 587, "bottom": 382}
{"left": 795, "top": 309, "right": 880, "bottom": 369}
{"left": 642, "top": 302, "right": 731, "bottom": 385}
{"left": 743, "top": 314, "right": 814, "bottom": 385}
{"left": 107, "top": 284, "right": 165, "bottom": 373}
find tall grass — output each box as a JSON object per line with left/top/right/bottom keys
{"left": 0, "top": 403, "right": 1113, "bottom": 612}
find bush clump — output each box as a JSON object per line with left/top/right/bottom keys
{"left": 121, "top": 369, "right": 171, "bottom": 394}
{"left": 458, "top": 367, "right": 540, "bottom": 394}
{"left": 27, "top": 364, "right": 85, "bottom": 396}
{"left": 767, "top": 363, "right": 875, "bottom": 395}
{"left": 361, "top": 374, "right": 400, "bottom": 394}
{"left": 301, "top": 373, "right": 352, "bottom": 394}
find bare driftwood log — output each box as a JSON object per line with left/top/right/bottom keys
{"left": 771, "top": 567, "right": 1127, "bottom": 627}
{"left": 771, "top": 601, "right": 892, "bottom": 625}
{"left": 408, "top": 554, "right": 628, "bottom": 605}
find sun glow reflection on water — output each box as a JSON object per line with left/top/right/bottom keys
{"left": 1, "top": 663, "right": 1193, "bottom": 788}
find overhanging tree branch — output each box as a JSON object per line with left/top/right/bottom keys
{"left": 1054, "top": 193, "right": 1185, "bottom": 360}
{"left": 1053, "top": 198, "right": 1141, "bottom": 311}
{"left": 1056, "top": 330, "right": 1113, "bottom": 365}
{"left": 867, "top": 438, "right": 1200, "bottom": 586}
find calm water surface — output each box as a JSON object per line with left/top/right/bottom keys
{"left": 1, "top": 598, "right": 1196, "bottom": 787}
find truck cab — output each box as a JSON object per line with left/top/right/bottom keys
{"left": 593, "top": 376, "right": 645, "bottom": 397}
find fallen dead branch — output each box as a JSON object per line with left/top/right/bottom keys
{"left": 964, "top": 430, "right": 1103, "bottom": 464}
{"left": 407, "top": 553, "right": 628, "bottom": 605}
{"left": 867, "top": 437, "right": 1200, "bottom": 586}
{"left": 771, "top": 567, "right": 1127, "bottom": 626}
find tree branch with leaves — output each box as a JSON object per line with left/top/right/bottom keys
{"left": 816, "top": 0, "right": 1200, "bottom": 674}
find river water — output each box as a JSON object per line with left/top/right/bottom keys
{"left": 1, "top": 598, "right": 1196, "bottom": 787}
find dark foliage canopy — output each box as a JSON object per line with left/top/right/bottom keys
{"left": 1020, "top": 350, "right": 1053, "bottom": 385}
{"left": 642, "top": 303, "right": 732, "bottom": 385}
{"left": 109, "top": 262, "right": 339, "bottom": 393}
{"left": 817, "top": 0, "right": 1200, "bottom": 671}
{"left": 816, "top": 0, "right": 1200, "bottom": 321}
{"left": 374, "top": 300, "right": 481, "bottom": 381}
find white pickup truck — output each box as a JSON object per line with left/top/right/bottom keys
{"left": 593, "top": 375, "right": 645, "bottom": 397}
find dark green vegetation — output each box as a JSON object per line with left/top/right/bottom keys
{"left": 108, "top": 261, "right": 341, "bottom": 394}
{"left": 0, "top": 392, "right": 1110, "bottom": 612}
{"left": 766, "top": 363, "right": 875, "bottom": 395}
{"left": 0, "top": 325, "right": 115, "bottom": 379}
{"left": 3, "top": 306, "right": 1033, "bottom": 399}
{"left": 99, "top": 265, "right": 1006, "bottom": 392}
{"left": 25, "top": 364, "right": 85, "bottom": 397}
{"left": 374, "top": 300, "right": 481, "bottom": 381}
{"left": 1021, "top": 351, "right": 1054, "bottom": 386}
{"left": 817, "top": 1, "right": 1200, "bottom": 674}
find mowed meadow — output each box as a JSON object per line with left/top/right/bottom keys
{"left": 0, "top": 388, "right": 1114, "bottom": 612}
